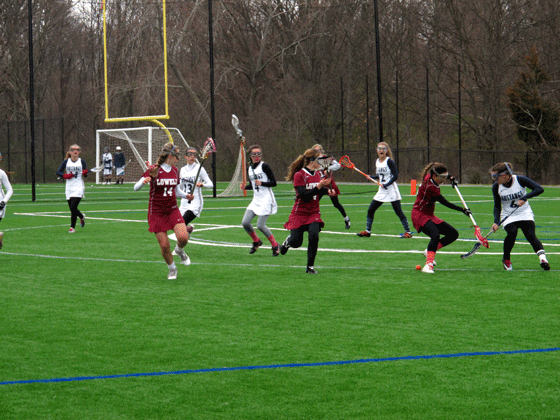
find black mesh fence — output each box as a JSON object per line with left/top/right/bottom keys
{"left": 327, "top": 147, "right": 560, "bottom": 185}
{"left": 0, "top": 118, "right": 64, "bottom": 184}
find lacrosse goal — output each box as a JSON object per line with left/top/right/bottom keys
{"left": 218, "top": 137, "right": 246, "bottom": 197}
{"left": 95, "top": 127, "right": 192, "bottom": 184}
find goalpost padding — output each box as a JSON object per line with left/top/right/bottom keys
{"left": 95, "top": 127, "right": 192, "bottom": 184}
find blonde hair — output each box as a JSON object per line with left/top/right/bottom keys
{"left": 286, "top": 148, "right": 320, "bottom": 181}
{"left": 312, "top": 144, "right": 325, "bottom": 154}
{"left": 66, "top": 144, "right": 80, "bottom": 159}
{"left": 149, "top": 142, "right": 180, "bottom": 177}
{"left": 420, "top": 162, "right": 448, "bottom": 180}
{"left": 377, "top": 142, "right": 393, "bottom": 158}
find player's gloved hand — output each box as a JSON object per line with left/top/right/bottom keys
{"left": 462, "top": 208, "right": 472, "bottom": 216}
{"left": 63, "top": 173, "right": 74, "bottom": 179}
{"left": 0, "top": 201, "right": 5, "bottom": 210}
{"left": 82, "top": 169, "right": 89, "bottom": 177}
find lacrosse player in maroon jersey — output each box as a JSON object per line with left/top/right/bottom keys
{"left": 412, "top": 162, "right": 472, "bottom": 273}
{"left": 280, "top": 148, "right": 335, "bottom": 274}
{"left": 489, "top": 162, "right": 550, "bottom": 271}
{"left": 134, "top": 142, "right": 191, "bottom": 280}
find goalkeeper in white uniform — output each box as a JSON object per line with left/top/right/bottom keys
{"left": 240, "top": 145, "right": 280, "bottom": 256}
{"left": 0, "top": 151, "right": 14, "bottom": 249}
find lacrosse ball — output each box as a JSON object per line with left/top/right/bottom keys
{"left": 416, "top": 265, "right": 422, "bottom": 270}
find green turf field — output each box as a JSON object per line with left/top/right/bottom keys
{"left": 1, "top": 181, "right": 559, "bottom": 419}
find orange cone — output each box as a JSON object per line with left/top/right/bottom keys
{"left": 411, "top": 179, "right": 417, "bottom": 195}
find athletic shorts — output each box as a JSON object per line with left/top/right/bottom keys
{"left": 148, "top": 208, "right": 184, "bottom": 233}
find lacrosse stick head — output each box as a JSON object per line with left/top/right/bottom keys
{"left": 200, "top": 137, "right": 216, "bottom": 160}
{"left": 339, "top": 155, "right": 355, "bottom": 169}
{"left": 231, "top": 114, "right": 242, "bottom": 138}
{"left": 460, "top": 241, "right": 482, "bottom": 259}
{"left": 474, "top": 226, "right": 489, "bottom": 248}
{"left": 317, "top": 155, "right": 333, "bottom": 171}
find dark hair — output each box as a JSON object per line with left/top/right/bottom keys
{"left": 286, "top": 148, "right": 320, "bottom": 181}
{"left": 247, "top": 144, "right": 262, "bottom": 155}
{"left": 490, "top": 162, "right": 513, "bottom": 174}
{"left": 185, "top": 147, "right": 197, "bottom": 155}
{"left": 420, "top": 162, "right": 448, "bottom": 180}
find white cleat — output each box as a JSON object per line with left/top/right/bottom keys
{"left": 422, "top": 263, "right": 434, "bottom": 274}
{"left": 174, "top": 245, "right": 191, "bottom": 266}
{"left": 168, "top": 268, "right": 178, "bottom": 280}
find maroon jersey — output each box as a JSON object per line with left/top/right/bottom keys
{"left": 411, "top": 173, "right": 444, "bottom": 231}
{"left": 143, "top": 166, "right": 184, "bottom": 233}
{"left": 284, "top": 168, "right": 325, "bottom": 230}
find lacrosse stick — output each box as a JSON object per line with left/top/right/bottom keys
{"left": 460, "top": 207, "right": 520, "bottom": 259}
{"left": 88, "top": 164, "right": 105, "bottom": 173}
{"left": 187, "top": 138, "right": 216, "bottom": 204}
{"left": 339, "top": 155, "right": 382, "bottom": 186}
{"left": 232, "top": 114, "right": 247, "bottom": 196}
{"left": 451, "top": 181, "right": 488, "bottom": 248}
{"left": 122, "top": 159, "right": 132, "bottom": 169}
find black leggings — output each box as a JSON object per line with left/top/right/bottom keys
{"left": 330, "top": 195, "right": 347, "bottom": 218}
{"left": 367, "top": 200, "right": 410, "bottom": 232}
{"left": 420, "top": 220, "right": 459, "bottom": 252}
{"left": 182, "top": 210, "right": 197, "bottom": 225}
{"left": 67, "top": 197, "right": 83, "bottom": 228}
{"left": 288, "top": 222, "right": 322, "bottom": 268}
{"left": 503, "top": 220, "right": 543, "bottom": 260}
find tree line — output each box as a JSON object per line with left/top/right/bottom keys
{"left": 1, "top": 0, "right": 559, "bottom": 182}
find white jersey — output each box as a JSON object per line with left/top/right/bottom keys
{"left": 0, "top": 169, "right": 13, "bottom": 218}
{"left": 373, "top": 158, "right": 402, "bottom": 202}
{"left": 498, "top": 175, "right": 534, "bottom": 226}
{"left": 64, "top": 158, "right": 86, "bottom": 200}
{"left": 247, "top": 162, "right": 277, "bottom": 216}
{"left": 178, "top": 163, "right": 213, "bottom": 217}
{"left": 102, "top": 153, "right": 113, "bottom": 175}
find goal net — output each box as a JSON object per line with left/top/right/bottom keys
{"left": 95, "top": 127, "right": 192, "bottom": 184}
{"left": 218, "top": 138, "right": 247, "bottom": 197}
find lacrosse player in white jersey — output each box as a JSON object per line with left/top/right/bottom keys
{"left": 102, "top": 146, "right": 113, "bottom": 185}
{"left": 178, "top": 147, "right": 213, "bottom": 233}
{"left": 490, "top": 162, "right": 550, "bottom": 271}
{"left": 357, "top": 142, "right": 412, "bottom": 238}
{"left": 56, "top": 144, "right": 89, "bottom": 233}
{"left": 240, "top": 145, "right": 280, "bottom": 256}
{"left": 0, "top": 151, "right": 14, "bottom": 249}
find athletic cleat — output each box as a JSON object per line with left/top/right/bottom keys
{"left": 80, "top": 215, "right": 85, "bottom": 228}
{"left": 280, "top": 237, "right": 290, "bottom": 255}
{"left": 168, "top": 268, "right": 178, "bottom": 280}
{"left": 306, "top": 266, "right": 318, "bottom": 274}
{"left": 68, "top": 227, "right": 76, "bottom": 233}
{"left": 422, "top": 263, "right": 434, "bottom": 274}
{"left": 503, "top": 259, "right": 513, "bottom": 271}
{"left": 0, "top": 231, "right": 3, "bottom": 250}
{"left": 272, "top": 245, "right": 280, "bottom": 257}
{"left": 422, "top": 249, "right": 437, "bottom": 266}
{"left": 540, "top": 260, "right": 551, "bottom": 271}
{"left": 174, "top": 246, "right": 191, "bottom": 266}
{"left": 187, "top": 225, "right": 194, "bottom": 234}
{"left": 357, "top": 231, "right": 371, "bottom": 237}
{"left": 249, "top": 240, "right": 263, "bottom": 254}
{"left": 344, "top": 217, "right": 351, "bottom": 229}
{"left": 400, "top": 232, "right": 412, "bottom": 238}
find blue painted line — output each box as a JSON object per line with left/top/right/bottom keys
{"left": 1, "top": 347, "right": 559, "bottom": 386}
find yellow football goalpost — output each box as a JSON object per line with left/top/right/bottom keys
{"left": 102, "top": 0, "right": 173, "bottom": 144}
